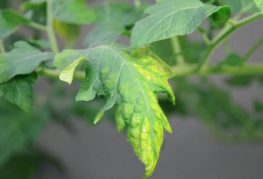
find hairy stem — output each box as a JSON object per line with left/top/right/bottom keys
{"left": 197, "top": 13, "right": 263, "bottom": 71}
{"left": 244, "top": 37, "right": 263, "bottom": 62}
{"left": 47, "top": 0, "right": 59, "bottom": 53}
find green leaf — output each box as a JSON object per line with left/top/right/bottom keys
{"left": 23, "top": 0, "right": 95, "bottom": 25}
{"left": 52, "top": 0, "right": 95, "bottom": 25}
{"left": 150, "top": 37, "right": 206, "bottom": 65}
{"left": 173, "top": 78, "right": 263, "bottom": 141}
{"left": 0, "top": 41, "right": 52, "bottom": 83}
{"left": 219, "top": 53, "right": 244, "bottom": 66}
{"left": 0, "top": 0, "right": 9, "bottom": 9}
{"left": 0, "top": 101, "right": 48, "bottom": 166}
{"left": 0, "top": 74, "right": 36, "bottom": 112}
{"left": 84, "top": 23, "right": 123, "bottom": 47}
{"left": 150, "top": 39, "right": 175, "bottom": 65}
{"left": 254, "top": 101, "right": 263, "bottom": 113}
{"left": 225, "top": 75, "right": 254, "bottom": 87}
{"left": 21, "top": 1, "right": 46, "bottom": 26}
{"left": 54, "top": 19, "right": 80, "bottom": 45}
{"left": 0, "top": 153, "right": 37, "bottom": 179}
{"left": 131, "top": 0, "right": 230, "bottom": 47}
{"left": 88, "top": 2, "right": 143, "bottom": 48}
{"left": 0, "top": 12, "right": 16, "bottom": 39}
{"left": 254, "top": 0, "right": 263, "bottom": 12}
{"left": 221, "top": 0, "right": 258, "bottom": 14}
{"left": 209, "top": 5, "right": 231, "bottom": 28}
{"left": 54, "top": 46, "right": 175, "bottom": 178}
{"left": 0, "top": 10, "right": 30, "bottom": 39}
{"left": 0, "top": 148, "right": 64, "bottom": 179}
{"left": 95, "top": 2, "right": 143, "bottom": 27}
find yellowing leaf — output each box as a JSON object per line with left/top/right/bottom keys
{"left": 54, "top": 46, "right": 175, "bottom": 178}
{"left": 59, "top": 57, "right": 85, "bottom": 84}
{"left": 54, "top": 19, "right": 80, "bottom": 45}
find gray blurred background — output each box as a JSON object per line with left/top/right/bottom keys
{"left": 35, "top": 17, "right": 263, "bottom": 179}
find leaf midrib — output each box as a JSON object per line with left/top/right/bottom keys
{"left": 134, "top": 5, "right": 203, "bottom": 45}
{"left": 137, "top": 80, "right": 157, "bottom": 163}
{"left": 101, "top": 47, "right": 158, "bottom": 163}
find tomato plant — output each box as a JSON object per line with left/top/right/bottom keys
{"left": 0, "top": 0, "right": 263, "bottom": 178}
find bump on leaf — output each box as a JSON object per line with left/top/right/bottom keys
{"left": 54, "top": 46, "right": 175, "bottom": 177}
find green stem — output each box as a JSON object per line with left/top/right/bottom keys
{"left": 36, "top": 64, "right": 263, "bottom": 81}
{"left": 197, "top": 27, "right": 211, "bottom": 45}
{"left": 0, "top": 40, "right": 5, "bottom": 53}
{"left": 173, "top": 64, "right": 263, "bottom": 77}
{"left": 244, "top": 37, "right": 263, "bottom": 62}
{"left": 29, "top": 22, "right": 47, "bottom": 31}
{"left": 197, "top": 12, "right": 263, "bottom": 71}
{"left": 171, "top": 37, "right": 185, "bottom": 65}
{"left": 47, "top": 0, "right": 59, "bottom": 53}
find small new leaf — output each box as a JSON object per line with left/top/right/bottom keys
{"left": 59, "top": 57, "right": 86, "bottom": 84}
{"left": 0, "top": 41, "right": 52, "bottom": 83}
{"left": 219, "top": 54, "right": 244, "bottom": 67}
{"left": 131, "top": 0, "right": 230, "bottom": 47}
{"left": 55, "top": 46, "right": 175, "bottom": 178}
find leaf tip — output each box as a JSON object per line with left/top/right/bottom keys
{"left": 93, "top": 112, "right": 104, "bottom": 125}
{"left": 59, "top": 73, "right": 73, "bottom": 84}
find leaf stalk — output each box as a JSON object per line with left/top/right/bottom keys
{"left": 197, "top": 12, "right": 263, "bottom": 71}
{"left": 244, "top": 37, "right": 263, "bottom": 62}
{"left": 47, "top": 0, "right": 59, "bottom": 53}
{"left": 29, "top": 22, "right": 47, "bottom": 31}
{"left": 37, "top": 64, "right": 263, "bottom": 81}
{"left": 171, "top": 37, "right": 186, "bottom": 65}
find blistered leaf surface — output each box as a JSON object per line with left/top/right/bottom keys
{"left": 55, "top": 46, "right": 175, "bottom": 177}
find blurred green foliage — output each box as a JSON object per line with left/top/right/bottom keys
{"left": 0, "top": 0, "right": 262, "bottom": 178}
